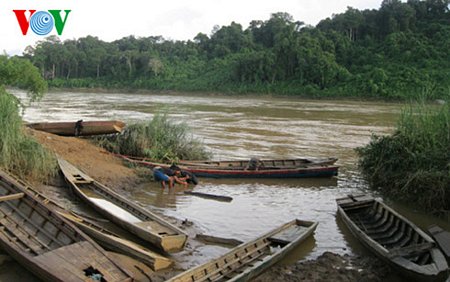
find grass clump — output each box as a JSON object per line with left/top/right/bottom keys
{"left": 357, "top": 102, "right": 450, "bottom": 213}
{"left": 0, "top": 89, "right": 57, "bottom": 182}
{"left": 95, "top": 113, "right": 210, "bottom": 162}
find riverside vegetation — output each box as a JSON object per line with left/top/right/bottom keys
{"left": 0, "top": 55, "right": 56, "bottom": 182}
{"left": 22, "top": 0, "right": 450, "bottom": 100}
{"left": 357, "top": 102, "right": 450, "bottom": 213}
{"left": 95, "top": 113, "right": 210, "bottom": 162}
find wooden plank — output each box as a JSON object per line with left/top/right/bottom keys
{"left": 428, "top": 225, "right": 450, "bottom": 258}
{"left": 195, "top": 234, "right": 243, "bottom": 247}
{"left": 184, "top": 191, "right": 233, "bottom": 202}
{"left": 388, "top": 242, "right": 435, "bottom": 258}
{"left": 0, "top": 193, "right": 24, "bottom": 202}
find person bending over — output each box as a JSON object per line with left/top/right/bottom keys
{"left": 153, "top": 166, "right": 175, "bottom": 189}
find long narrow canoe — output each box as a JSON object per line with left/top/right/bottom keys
{"left": 337, "top": 194, "right": 449, "bottom": 282}
{"left": 5, "top": 172, "right": 173, "bottom": 271}
{"left": 119, "top": 157, "right": 339, "bottom": 179}
{"left": 0, "top": 169, "right": 134, "bottom": 282}
{"left": 123, "top": 155, "right": 338, "bottom": 169}
{"left": 58, "top": 158, "right": 188, "bottom": 252}
{"left": 167, "top": 219, "right": 318, "bottom": 282}
{"left": 28, "top": 120, "right": 125, "bottom": 136}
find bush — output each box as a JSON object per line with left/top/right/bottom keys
{"left": 95, "top": 113, "right": 210, "bottom": 162}
{"left": 357, "top": 102, "right": 450, "bottom": 213}
{"left": 0, "top": 90, "right": 57, "bottom": 181}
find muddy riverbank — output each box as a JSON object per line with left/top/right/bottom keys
{"left": 2, "top": 129, "right": 392, "bottom": 281}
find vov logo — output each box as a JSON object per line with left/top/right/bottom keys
{"left": 13, "top": 10, "right": 71, "bottom": 36}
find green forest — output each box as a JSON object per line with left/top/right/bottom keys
{"left": 23, "top": 0, "right": 450, "bottom": 100}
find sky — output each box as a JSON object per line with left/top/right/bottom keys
{"left": 0, "top": 0, "right": 381, "bottom": 56}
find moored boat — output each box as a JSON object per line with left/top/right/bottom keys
{"left": 167, "top": 219, "right": 318, "bottom": 282}
{"left": 337, "top": 194, "right": 449, "bottom": 282}
{"left": 0, "top": 169, "right": 134, "bottom": 282}
{"left": 123, "top": 156, "right": 338, "bottom": 169}
{"left": 28, "top": 120, "right": 126, "bottom": 136}
{"left": 58, "top": 157, "right": 188, "bottom": 253}
{"left": 118, "top": 156, "right": 339, "bottom": 179}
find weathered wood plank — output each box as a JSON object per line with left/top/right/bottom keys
{"left": 428, "top": 225, "right": 450, "bottom": 258}
{"left": 184, "top": 191, "right": 233, "bottom": 202}
{"left": 0, "top": 193, "right": 24, "bottom": 202}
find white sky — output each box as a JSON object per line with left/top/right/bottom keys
{"left": 1, "top": 0, "right": 381, "bottom": 55}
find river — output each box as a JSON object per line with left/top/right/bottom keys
{"left": 7, "top": 90, "right": 450, "bottom": 280}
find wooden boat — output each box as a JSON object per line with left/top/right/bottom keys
{"left": 58, "top": 158, "right": 188, "bottom": 252}
{"left": 428, "top": 225, "right": 450, "bottom": 260}
{"left": 0, "top": 169, "right": 134, "bottom": 282}
{"left": 337, "top": 194, "right": 449, "bottom": 282}
{"left": 167, "top": 219, "right": 318, "bottom": 282}
{"left": 182, "top": 158, "right": 337, "bottom": 168}
{"left": 28, "top": 120, "right": 125, "bottom": 136}
{"left": 119, "top": 157, "right": 339, "bottom": 179}
{"left": 4, "top": 172, "right": 173, "bottom": 271}
{"left": 123, "top": 155, "right": 338, "bottom": 169}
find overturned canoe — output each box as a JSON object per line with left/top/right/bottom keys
{"left": 0, "top": 169, "right": 133, "bottom": 282}
{"left": 167, "top": 219, "right": 318, "bottom": 282}
{"left": 58, "top": 158, "right": 188, "bottom": 252}
{"left": 28, "top": 120, "right": 125, "bottom": 136}
{"left": 119, "top": 157, "right": 339, "bottom": 179}
{"left": 6, "top": 170, "right": 172, "bottom": 271}
{"left": 337, "top": 194, "right": 449, "bottom": 282}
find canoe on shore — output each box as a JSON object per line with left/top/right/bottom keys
{"left": 58, "top": 157, "right": 188, "bottom": 253}
{"left": 0, "top": 169, "right": 134, "bottom": 282}
{"left": 167, "top": 219, "right": 318, "bottom": 282}
{"left": 337, "top": 194, "right": 449, "bottom": 282}
{"left": 118, "top": 156, "right": 339, "bottom": 179}
{"left": 28, "top": 120, "right": 125, "bottom": 136}
{"left": 4, "top": 171, "right": 173, "bottom": 271}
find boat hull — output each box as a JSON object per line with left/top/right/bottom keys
{"left": 28, "top": 120, "right": 125, "bottom": 136}
{"left": 117, "top": 156, "right": 339, "bottom": 179}
{"left": 0, "top": 170, "right": 133, "bottom": 282}
{"left": 58, "top": 158, "right": 188, "bottom": 253}
{"left": 167, "top": 219, "right": 318, "bottom": 282}
{"left": 337, "top": 195, "right": 449, "bottom": 282}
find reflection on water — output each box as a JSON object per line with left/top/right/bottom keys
{"left": 15, "top": 90, "right": 435, "bottom": 271}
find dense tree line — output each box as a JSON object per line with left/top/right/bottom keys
{"left": 23, "top": 0, "right": 450, "bottom": 99}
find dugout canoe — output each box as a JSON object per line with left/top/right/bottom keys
{"left": 179, "top": 157, "right": 337, "bottom": 168}
{"left": 123, "top": 156, "right": 338, "bottom": 169}
{"left": 0, "top": 169, "right": 134, "bottom": 282}
{"left": 58, "top": 158, "right": 188, "bottom": 252}
{"left": 167, "top": 219, "right": 318, "bottom": 282}
{"left": 4, "top": 172, "right": 173, "bottom": 271}
{"left": 337, "top": 194, "right": 449, "bottom": 282}
{"left": 28, "top": 120, "right": 125, "bottom": 136}
{"left": 119, "top": 157, "right": 339, "bottom": 179}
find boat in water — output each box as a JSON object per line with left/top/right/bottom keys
{"left": 118, "top": 156, "right": 339, "bottom": 179}
{"left": 167, "top": 219, "right": 318, "bottom": 282}
{"left": 337, "top": 194, "right": 449, "bottom": 282}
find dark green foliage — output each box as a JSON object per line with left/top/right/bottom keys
{"left": 95, "top": 113, "right": 210, "bottom": 162}
{"left": 357, "top": 102, "right": 450, "bottom": 212}
{"left": 0, "top": 56, "right": 56, "bottom": 181}
{"left": 24, "top": 0, "right": 450, "bottom": 100}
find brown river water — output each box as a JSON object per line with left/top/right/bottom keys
{"left": 4, "top": 90, "right": 449, "bottom": 281}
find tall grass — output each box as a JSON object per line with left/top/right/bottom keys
{"left": 0, "top": 89, "right": 57, "bottom": 181}
{"left": 357, "top": 102, "right": 449, "bottom": 213}
{"left": 95, "top": 113, "right": 210, "bottom": 162}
